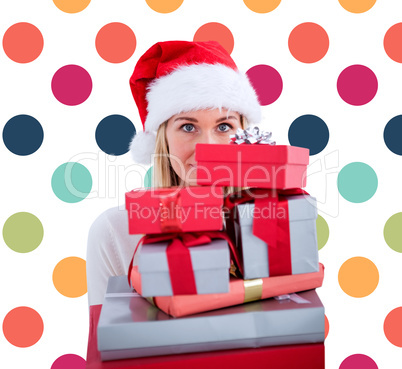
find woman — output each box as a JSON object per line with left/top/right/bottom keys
{"left": 86, "top": 40, "right": 262, "bottom": 306}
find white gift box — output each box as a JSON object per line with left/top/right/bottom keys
{"left": 232, "top": 194, "right": 319, "bottom": 279}
{"left": 137, "top": 238, "right": 230, "bottom": 296}
{"left": 97, "top": 275, "right": 325, "bottom": 361}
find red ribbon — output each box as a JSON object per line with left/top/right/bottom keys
{"left": 159, "top": 193, "right": 182, "bottom": 232}
{"left": 128, "top": 231, "right": 240, "bottom": 295}
{"left": 225, "top": 188, "right": 308, "bottom": 277}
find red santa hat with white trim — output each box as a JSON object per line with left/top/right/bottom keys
{"left": 129, "top": 40, "right": 262, "bottom": 164}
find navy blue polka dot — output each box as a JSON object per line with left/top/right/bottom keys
{"left": 384, "top": 115, "right": 402, "bottom": 155}
{"left": 288, "top": 114, "right": 329, "bottom": 155}
{"left": 95, "top": 115, "right": 135, "bottom": 156}
{"left": 3, "top": 115, "right": 44, "bottom": 155}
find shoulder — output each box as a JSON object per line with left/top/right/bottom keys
{"left": 87, "top": 206, "right": 142, "bottom": 260}
{"left": 88, "top": 206, "right": 128, "bottom": 239}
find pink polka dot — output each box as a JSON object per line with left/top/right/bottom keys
{"left": 337, "top": 65, "right": 378, "bottom": 106}
{"left": 51, "top": 354, "right": 86, "bottom": 369}
{"left": 339, "top": 354, "right": 378, "bottom": 369}
{"left": 246, "top": 64, "right": 283, "bottom": 105}
{"left": 51, "top": 65, "right": 92, "bottom": 106}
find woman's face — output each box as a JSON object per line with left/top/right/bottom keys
{"left": 165, "top": 108, "right": 242, "bottom": 186}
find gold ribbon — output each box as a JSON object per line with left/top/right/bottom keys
{"left": 243, "top": 278, "right": 263, "bottom": 303}
{"left": 146, "top": 296, "right": 156, "bottom": 306}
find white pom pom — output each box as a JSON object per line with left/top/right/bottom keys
{"left": 129, "top": 131, "right": 157, "bottom": 165}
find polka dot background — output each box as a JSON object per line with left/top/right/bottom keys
{"left": 194, "top": 22, "right": 234, "bottom": 55}
{"left": 1, "top": 0, "right": 402, "bottom": 367}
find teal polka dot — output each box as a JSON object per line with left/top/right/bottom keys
{"left": 144, "top": 166, "right": 153, "bottom": 188}
{"left": 51, "top": 162, "right": 92, "bottom": 203}
{"left": 337, "top": 162, "right": 378, "bottom": 203}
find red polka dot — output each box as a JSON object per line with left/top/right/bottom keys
{"left": 288, "top": 22, "right": 329, "bottom": 63}
{"left": 3, "top": 22, "right": 43, "bottom": 63}
{"left": 194, "top": 22, "right": 234, "bottom": 55}
{"left": 384, "top": 23, "right": 402, "bottom": 63}
{"left": 2, "top": 307, "right": 44, "bottom": 347}
{"left": 96, "top": 22, "right": 136, "bottom": 63}
{"left": 384, "top": 306, "right": 402, "bottom": 347}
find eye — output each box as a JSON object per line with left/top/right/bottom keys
{"left": 181, "top": 123, "right": 195, "bottom": 133}
{"left": 217, "top": 123, "right": 232, "bottom": 132}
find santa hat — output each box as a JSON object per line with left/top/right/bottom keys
{"left": 129, "top": 40, "right": 262, "bottom": 164}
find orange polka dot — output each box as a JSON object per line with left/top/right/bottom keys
{"left": 2, "top": 23, "right": 43, "bottom": 63}
{"left": 194, "top": 23, "right": 234, "bottom": 55}
{"left": 288, "top": 23, "right": 329, "bottom": 63}
{"left": 52, "top": 257, "right": 87, "bottom": 298}
{"left": 53, "top": 0, "right": 91, "bottom": 13}
{"left": 243, "top": 0, "right": 281, "bottom": 13}
{"left": 2, "top": 307, "right": 44, "bottom": 347}
{"left": 145, "top": 0, "right": 184, "bottom": 13}
{"left": 325, "top": 315, "right": 329, "bottom": 339}
{"left": 96, "top": 23, "right": 136, "bottom": 63}
{"left": 384, "top": 23, "right": 402, "bottom": 63}
{"left": 338, "top": 257, "right": 379, "bottom": 298}
{"left": 338, "top": 0, "right": 376, "bottom": 13}
{"left": 384, "top": 307, "right": 402, "bottom": 347}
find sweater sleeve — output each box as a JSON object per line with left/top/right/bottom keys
{"left": 86, "top": 206, "right": 142, "bottom": 306}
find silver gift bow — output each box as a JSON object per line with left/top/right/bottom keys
{"left": 229, "top": 126, "right": 276, "bottom": 145}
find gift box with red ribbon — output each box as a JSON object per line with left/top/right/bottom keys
{"left": 225, "top": 188, "right": 319, "bottom": 280}
{"left": 195, "top": 143, "right": 309, "bottom": 189}
{"left": 125, "top": 186, "right": 224, "bottom": 235}
{"left": 128, "top": 231, "right": 239, "bottom": 296}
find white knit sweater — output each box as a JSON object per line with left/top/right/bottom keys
{"left": 86, "top": 206, "right": 142, "bottom": 306}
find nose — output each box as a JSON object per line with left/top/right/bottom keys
{"left": 197, "top": 132, "right": 219, "bottom": 145}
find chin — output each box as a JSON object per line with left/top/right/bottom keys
{"left": 184, "top": 179, "right": 199, "bottom": 186}
{"left": 180, "top": 174, "right": 198, "bottom": 187}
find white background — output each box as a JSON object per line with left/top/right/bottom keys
{"left": 1, "top": 0, "right": 402, "bottom": 368}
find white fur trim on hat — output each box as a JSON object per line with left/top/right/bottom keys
{"left": 146, "top": 63, "right": 261, "bottom": 131}
{"left": 130, "top": 63, "right": 262, "bottom": 165}
{"left": 129, "top": 130, "right": 157, "bottom": 165}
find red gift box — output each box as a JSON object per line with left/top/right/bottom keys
{"left": 131, "top": 263, "right": 324, "bottom": 317}
{"left": 87, "top": 304, "right": 325, "bottom": 369}
{"left": 195, "top": 143, "right": 309, "bottom": 189}
{"left": 125, "top": 186, "right": 223, "bottom": 234}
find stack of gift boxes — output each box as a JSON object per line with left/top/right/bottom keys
{"left": 96, "top": 127, "right": 326, "bottom": 368}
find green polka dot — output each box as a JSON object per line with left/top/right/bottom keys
{"left": 316, "top": 215, "right": 329, "bottom": 250}
{"left": 337, "top": 162, "right": 378, "bottom": 203}
{"left": 384, "top": 212, "right": 402, "bottom": 253}
{"left": 144, "top": 166, "right": 153, "bottom": 188}
{"left": 51, "top": 162, "right": 92, "bottom": 203}
{"left": 3, "top": 212, "right": 44, "bottom": 253}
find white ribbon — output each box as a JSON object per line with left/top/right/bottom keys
{"left": 229, "top": 125, "right": 276, "bottom": 145}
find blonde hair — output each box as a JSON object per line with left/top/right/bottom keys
{"left": 152, "top": 115, "right": 248, "bottom": 196}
